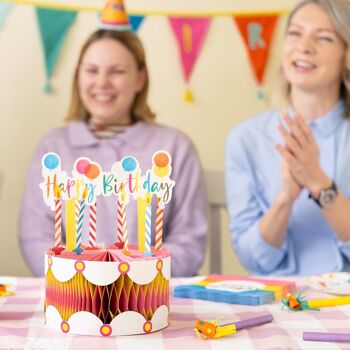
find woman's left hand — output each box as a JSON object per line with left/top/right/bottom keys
{"left": 276, "top": 113, "right": 329, "bottom": 197}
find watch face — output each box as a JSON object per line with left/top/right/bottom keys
{"left": 319, "top": 189, "right": 337, "bottom": 208}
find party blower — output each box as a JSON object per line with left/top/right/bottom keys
{"left": 194, "top": 314, "right": 273, "bottom": 339}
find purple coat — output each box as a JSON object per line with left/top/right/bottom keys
{"left": 19, "top": 121, "right": 208, "bottom": 277}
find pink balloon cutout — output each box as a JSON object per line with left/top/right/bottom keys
{"left": 76, "top": 159, "right": 90, "bottom": 174}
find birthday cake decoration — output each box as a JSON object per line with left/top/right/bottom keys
{"left": 40, "top": 151, "right": 174, "bottom": 336}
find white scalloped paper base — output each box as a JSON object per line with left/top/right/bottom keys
{"left": 45, "top": 254, "right": 171, "bottom": 285}
{"left": 45, "top": 305, "right": 169, "bottom": 336}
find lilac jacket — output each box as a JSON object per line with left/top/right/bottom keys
{"left": 19, "top": 121, "right": 208, "bottom": 277}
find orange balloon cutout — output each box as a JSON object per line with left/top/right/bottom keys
{"left": 154, "top": 152, "right": 169, "bottom": 167}
{"left": 85, "top": 163, "right": 100, "bottom": 180}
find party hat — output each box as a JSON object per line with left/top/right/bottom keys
{"left": 99, "top": 0, "right": 131, "bottom": 31}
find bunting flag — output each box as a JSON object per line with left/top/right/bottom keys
{"left": 129, "top": 15, "right": 145, "bottom": 32}
{"left": 169, "top": 17, "right": 212, "bottom": 102}
{"left": 0, "top": 3, "right": 14, "bottom": 31}
{"left": 234, "top": 15, "right": 278, "bottom": 99}
{"left": 36, "top": 8, "right": 77, "bottom": 93}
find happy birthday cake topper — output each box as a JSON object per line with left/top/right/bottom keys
{"left": 40, "top": 151, "right": 175, "bottom": 255}
{"left": 40, "top": 151, "right": 175, "bottom": 209}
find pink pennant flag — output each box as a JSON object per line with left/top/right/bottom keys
{"left": 169, "top": 17, "right": 212, "bottom": 100}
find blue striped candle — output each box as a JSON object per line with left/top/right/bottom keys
{"left": 145, "top": 204, "right": 152, "bottom": 256}
{"left": 76, "top": 199, "right": 85, "bottom": 248}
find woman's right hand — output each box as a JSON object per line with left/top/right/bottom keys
{"left": 279, "top": 161, "right": 303, "bottom": 204}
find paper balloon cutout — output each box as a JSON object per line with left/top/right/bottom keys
{"left": 75, "top": 158, "right": 101, "bottom": 180}
{"left": 43, "top": 153, "right": 60, "bottom": 170}
{"left": 154, "top": 166, "right": 170, "bottom": 178}
{"left": 153, "top": 152, "right": 169, "bottom": 168}
{"left": 76, "top": 158, "right": 90, "bottom": 174}
{"left": 122, "top": 157, "right": 137, "bottom": 172}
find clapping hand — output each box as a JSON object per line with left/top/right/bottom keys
{"left": 276, "top": 114, "right": 327, "bottom": 197}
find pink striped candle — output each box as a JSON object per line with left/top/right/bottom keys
{"left": 117, "top": 199, "right": 125, "bottom": 245}
{"left": 122, "top": 202, "right": 129, "bottom": 250}
{"left": 88, "top": 201, "right": 97, "bottom": 247}
{"left": 155, "top": 198, "right": 164, "bottom": 250}
{"left": 54, "top": 187, "right": 62, "bottom": 247}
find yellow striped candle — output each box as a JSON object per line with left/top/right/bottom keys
{"left": 137, "top": 197, "right": 146, "bottom": 252}
{"left": 65, "top": 197, "right": 77, "bottom": 251}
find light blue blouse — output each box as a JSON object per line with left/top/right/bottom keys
{"left": 225, "top": 101, "right": 350, "bottom": 276}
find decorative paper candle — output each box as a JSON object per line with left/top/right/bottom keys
{"left": 303, "top": 332, "right": 350, "bottom": 343}
{"left": 88, "top": 201, "right": 97, "bottom": 248}
{"left": 145, "top": 193, "right": 152, "bottom": 256}
{"left": 155, "top": 198, "right": 164, "bottom": 250}
{"left": 117, "top": 189, "right": 129, "bottom": 249}
{"left": 137, "top": 197, "right": 146, "bottom": 252}
{"left": 75, "top": 189, "right": 87, "bottom": 255}
{"left": 117, "top": 198, "right": 124, "bottom": 245}
{"left": 122, "top": 203, "right": 129, "bottom": 251}
{"left": 65, "top": 198, "right": 77, "bottom": 251}
{"left": 194, "top": 314, "right": 273, "bottom": 340}
{"left": 54, "top": 186, "right": 62, "bottom": 248}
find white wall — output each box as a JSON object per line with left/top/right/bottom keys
{"left": 0, "top": 0, "right": 298, "bottom": 276}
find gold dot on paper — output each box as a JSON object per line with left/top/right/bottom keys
{"left": 119, "top": 263, "right": 129, "bottom": 273}
{"left": 76, "top": 262, "right": 84, "bottom": 271}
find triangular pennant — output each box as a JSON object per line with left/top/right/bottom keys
{"left": 0, "top": 3, "right": 14, "bottom": 31}
{"left": 169, "top": 17, "right": 212, "bottom": 90}
{"left": 129, "top": 15, "right": 145, "bottom": 32}
{"left": 36, "top": 8, "right": 77, "bottom": 93}
{"left": 234, "top": 16, "right": 278, "bottom": 86}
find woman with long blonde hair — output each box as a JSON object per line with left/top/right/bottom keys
{"left": 226, "top": 0, "right": 350, "bottom": 275}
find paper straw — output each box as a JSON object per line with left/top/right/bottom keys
{"left": 308, "top": 296, "right": 350, "bottom": 308}
{"left": 303, "top": 332, "right": 350, "bottom": 343}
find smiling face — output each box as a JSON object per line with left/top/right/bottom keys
{"left": 78, "top": 38, "right": 145, "bottom": 125}
{"left": 282, "top": 2, "right": 346, "bottom": 96}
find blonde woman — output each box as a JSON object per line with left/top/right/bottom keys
{"left": 19, "top": 30, "right": 207, "bottom": 277}
{"left": 226, "top": 0, "right": 350, "bottom": 275}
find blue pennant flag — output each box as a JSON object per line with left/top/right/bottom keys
{"left": 129, "top": 15, "right": 145, "bottom": 32}
{"left": 36, "top": 8, "right": 77, "bottom": 93}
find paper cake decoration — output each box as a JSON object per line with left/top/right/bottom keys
{"left": 40, "top": 151, "right": 175, "bottom": 336}
{"left": 174, "top": 275, "right": 295, "bottom": 306}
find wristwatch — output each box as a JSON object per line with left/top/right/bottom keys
{"left": 309, "top": 181, "right": 338, "bottom": 209}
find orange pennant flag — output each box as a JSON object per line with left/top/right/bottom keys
{"left": 234, "top": 15, "right": 278, "bottom": 86}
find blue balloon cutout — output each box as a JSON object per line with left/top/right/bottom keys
{"left": 122, "top": 157, "right": 137, "bottom": 172}
{"left": 44, "top": 153, "right": 59, "bottom": 170}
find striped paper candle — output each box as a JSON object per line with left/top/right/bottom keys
{"left": 88, "top": 202, "right": 97, "bottom": 247}
{"left": 117, "top": 199, "right": 125, "bottom": 245}
{"left": 155, "top": 199, "right": 163, "bottom": 250}
{"left": 75, "top": 199, "right": 83, "bottom": 248}
{"left": 122, "top": 202, "right": 129, "bottom": 250}
{"left": 145, "top": 204, "right": 152, "bottom": 256}
{"left": 54, "top": 187, "right": 62, "bottom": 248}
